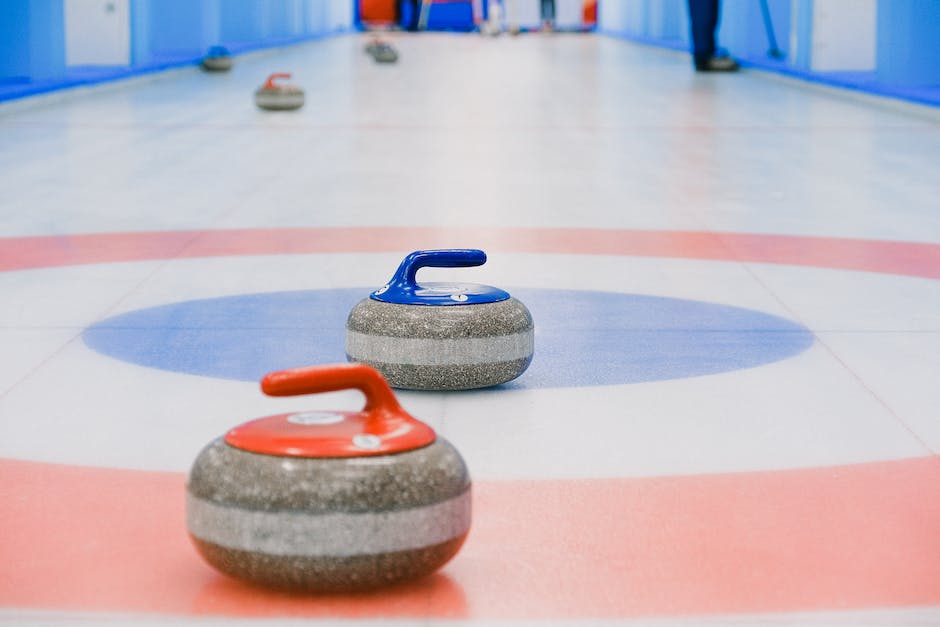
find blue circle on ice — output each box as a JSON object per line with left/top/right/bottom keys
{"left": 82, "top": 288, "right": 814, "bottom": 389}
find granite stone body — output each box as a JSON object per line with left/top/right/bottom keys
{"left": 201, "top": 56, "right": 233, "bottom": 72}
{"left": 186, "top": 437, "right": 471, "bottom": 591}
{"left": 254, "top": 87, "right": 305, "bottom": 111}
{"left": 372, "top": 45, "right": 399, "bottom": 63}
{"left": 346, "top": 297, "right": 534, "bottom": 390}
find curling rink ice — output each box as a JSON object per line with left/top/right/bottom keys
{"left": 2, "top": 32, "right": 940, "bottom": 626}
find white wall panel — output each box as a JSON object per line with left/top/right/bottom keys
{"left": 811, "top": 0, "right": 877, "bottom": 72}
{"left": 65, "top": 0, "right": 130, "bottom": 66}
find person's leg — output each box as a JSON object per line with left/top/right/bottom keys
{"left": 505, "top": 0, "right": 519, "bottom": 34}
{"left": 407, "top": 0, "right": 420, "bottom": 30}
{"left": 396, "top": 0, "right": 406, "bottom": 27}
{"left": 687, "top": 0, "right": 718, "bottom": 65}
{"left": 688, "top": 0, "right": 738, "bottom": 71}
{"left": 541, "top": 0, "right": 555, "bottom": 23}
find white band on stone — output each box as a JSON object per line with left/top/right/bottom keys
{"left": 187, "top": 489, "right": 471, "bottom": 557}
{"left": 345, "top": 329, "right": 533, "bottom": 366}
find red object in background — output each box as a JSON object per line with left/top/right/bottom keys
{"left": 584, "top": 0, "right": 597, "bottom": 25}
{"left": 360, "top": 0, "right": 396, "bottom": 24}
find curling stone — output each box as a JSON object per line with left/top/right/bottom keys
{"left": 254, "top": 73, "right": 304, "bottom": 111}
{"left": 371, "top": 42, "right": 399, "bottom": 64}
{"left": 187, "top": 363, "right": 471, "bottom": 592}
{"left": 346, "top": 249, "right": 534, "bottom": 390}
{"left": 364, "top": 35, "right": 382, "bottom": 55}
{"left": 201, "top": 46, "right": 233, "bottom": 72}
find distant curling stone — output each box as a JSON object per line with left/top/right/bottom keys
{"left": 371, "top": 42, "right": 399, "bottom": 63}
{"left": 254, "top": 72, "right": 304, "bottom": 111}
{"left": 364, "top": 35, "right": 382, "bottom": 55}
{"left": 201, "top": 46, "right": 233, "bottom": 72}
{"left": 187, "top": 363, "right": 471, "bottom": 592}
{"left": 346, "top": 249, "right": 534, "bottom": 390}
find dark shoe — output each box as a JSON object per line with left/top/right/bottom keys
{"left": 695, "top": 56, "right": 740, "bottom": 72}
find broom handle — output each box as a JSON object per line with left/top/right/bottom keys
{"left": 759, "top": 0, "right": 782, "bottom": 57}
{"left": 418, "top": 0, "right": 433, "bottom": 30}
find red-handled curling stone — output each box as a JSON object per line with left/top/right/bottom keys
{"left": 254, "top": 72, "right": 304, "bottom": 111}
{"left": 186, "top": 363, "right": 471, "bottom": 592}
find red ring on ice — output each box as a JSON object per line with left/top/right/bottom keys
{"left": 2, "top": 227, "right": 939, "bottom": 620}
{"left": 1, "top": 226, "right": 938, "bottom": 278}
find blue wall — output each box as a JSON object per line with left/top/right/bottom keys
{"left": 0, "top": 0, "right": 352, "bottom": 102}
{"left": 0, "top": 0, "right": 66, "bottom": 83}
{"left": 600, "top": 0, "right": 795, "bottom": 59}
{"left": 599, "top": 0, "right": 940, "bottom": 107}
{"left": 5, "top": 0, "right": 938, "bottom": 106}
{"left": 131, "top": 0, "right": 346, "bottom": 65}
{"left": 876, "top": 0, "right": 940, "bottom": 87}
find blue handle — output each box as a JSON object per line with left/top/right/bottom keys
{"left": 371, "top": 249, "right": 509, "bottom": 306}
{"left": 391, "top": 249, "right": 486, "bottom": 290}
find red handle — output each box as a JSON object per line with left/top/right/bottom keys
{"left": 262, "top": 363, "right": 404, "bottom": 417}
{"left": 226, "top": 364, "right": 434, "bottom": 457}
{"left": 263, "top": 72, "right": 292, "bottom": 89}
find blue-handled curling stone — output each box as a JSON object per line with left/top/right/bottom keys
{"left": 201, "top": 45, "right": 233, "bottom": 72}
{"left": 345, "top": 249, "right": 534, "bottom": 390}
